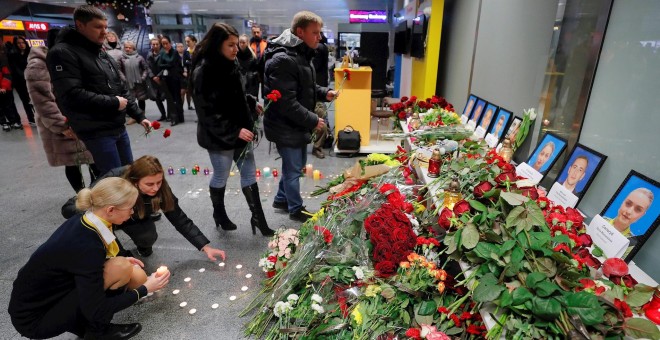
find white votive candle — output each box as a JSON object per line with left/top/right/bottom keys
{"left": 156, "top": 266, "right": 169, "bottom": 277}
{"left": 179, "top": 302, "right": 187, "bottom": 307}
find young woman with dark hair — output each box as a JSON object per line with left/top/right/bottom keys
{"left": 8, "top": 35, "right": 35, "bottom": 125}
{"left": 191, "top": 23, "right": 274, "bottom": 236}
{"left": 153, "top": 36, "right": 184, "bottom": 126}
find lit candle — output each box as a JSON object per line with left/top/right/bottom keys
{"left": 305, "top": 164, "right": 313, "bottom": 176}
{"left": 272, "top": 168, "right": 279, "bottom": 177}
{"left": 313, "top": 170, "right": 321, "bottom": 180}
{"left": 156, "top": 266, "right": 169, "bottom": 277}
{"left": 262, "top": 167, "right": 271, "bottom": 177}
{"left": 179, "top": 166, "right": 186, "bottom": 175}
{"left": 256, "top": 169, "right": 261, "bottom": 177}
{"left": 203, "top": 168, "right": 210, "bottom": 175}
{"left": 167, "top": 166, "right": 175, "bottom": 175}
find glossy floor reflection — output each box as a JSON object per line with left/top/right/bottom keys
{"left": 0, "top": 96, "right": 360, "bottom": 339}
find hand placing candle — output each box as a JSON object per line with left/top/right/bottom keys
{"left": 156, "top": 266, "right": 169, "bottom": 278}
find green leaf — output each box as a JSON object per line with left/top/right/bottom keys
{"left": 445, "top": 327, "right": 463, "bottom": 335}
{"left": 525, "top": 201, "right": 547, "bottom": 227}
{"left": 462, "top": 223, "right": 480, "bottom": 250}
{"left": 402, "top": 310, "right": 411, "bottom": 324}
{"left": 417, "top": 300, "right": 437, "bottom": 316}
{"left": 506, "top": 206, "right": 526, "bottom": 229}
{"left": 469, "top": 199, "right": 488, "bottom": 212}
{"left": 511, "top": 247, "right": 524, "bottom": 264}
{"left": 531, "top": 296, "right": 561, "bottom": 321}
{"left": 536, "top": 257, "right": 558, "bottom": 277}
{"left": 591, "top": 245, "right": 604, "bottom": 257}
{"left": 535, "top": 281, "right": 560, "bottom": 298}
{"left": 500, "top": 289, "right": 513, "bottom": 308}
{"left": 512, "top": 287, "right": 534, "bottom": 305}
{"left": 603, "top": 284, "right": 625, "bottom": 301}
{"left": 480, "top": 273, "right": 499, "bottom": 285}
{"left": 552, "top": 235, "right": 570, "bottom": 245}
{"left": 626, "top": 284, "right": 656, "bottom": 307}
{"left": 501, "top": 191, "right": 530, "bottom": 206}
{"left": 414, "top": 313, "right": 434, "bottom": 326}
{"left": 445, "top": 233, "right": 457, "bottom": 254}
{"left": 566, "top": 292, "right": 605, "bottom": 326}
{"left": 504, "top": 261, "right": 523, "bottom": 277}
{"left": 530, "top": 232, "right": 551, "bottom": 250}
{"left": 474, "top": 242, "right": 501, "bottom": 260}
{"left": 526, "top": 272, "right": 547, "bottom": 289}
{"left": 474, "top": 281, "right": 505, "bottom": 303}
{"left": 499, "top": 240, "right": 516, "bottom": 256}
{"left": 624, "top": 318, "right": 660, "bottom": 339}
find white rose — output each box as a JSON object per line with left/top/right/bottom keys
{"left": 311, "top": 303, "right": 325, "bottom": 314}
{"left": 311, "top": 294, "right": 323, "bottom": 303}
{"left": 352, "top": 266, "right": 364, "bottom": 280}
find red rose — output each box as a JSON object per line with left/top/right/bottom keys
{"left": 163, "top": 129, "right": 171, "bottom": 138}
{"left": 375, "top": 260, "right": 397, "bottom": 277}
{"left": 151, "top": 120, "right": 161, "bottom": 130}
{"left": 576, "top": 248, "right": 602, "bottom": 269}
{"left": 603, "top": 258, "right": 629, "bottom": 277}
{"left": 614, "top": 298, "right": 633, "bottom": 318}
{"left": 343, "top": 69, "right": 351, "bottom": 81}
{"left": 266, "top": 270, "right": 276, "bottom": 278}
{"left": 398, "top": 111, "right": 406, "bottom": 120}
{"left": 393, "top": 227, "right": 412, "bottom": 243}
{"left": 373, "top": 243, "right": 394, "bottom": 262}
{"left": 438, "top": 208, "right": 453, "bottom": 230}
{"left": 400, "top": 96, "right": 409, "bottom": 102}
{"left": 577, "top": 233, "right": 593, "bottom": 247}
{"left": 410, "top": 96, "right": 417, "bottom": 102}
{"left": 473, "top": 181, "right": 493, "bottom": 198}
{"left": 405, "top": 328, "right": 421, "bottom": 339}
{"left": 500, "top": 162, "right": 514, "bottom": 173}
{"left": 495, "top": 172, "right": 516, "bottom": 185}
{"left": 611, "top": 274, "right": 638, "bottom": 288}
{"left": 520, "top": 187, "right": 539, "bottom": 200}
{"left": 453, "top": 200, "right": 471, "bottom": 216}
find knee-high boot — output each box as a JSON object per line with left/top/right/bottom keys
{"left": 242, "top": 183, "right": 275, "bottom": 236}
{"left": 209, "top": 186, "right": 237, "bottom": 230}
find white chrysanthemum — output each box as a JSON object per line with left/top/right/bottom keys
{"left": 273, "top": 301, "right": 285, "bottom": 317}
{"left": 352, "top": 266, "right": 365, "bottom": 280}
{"left": 287, "top": 294, "right": 299, "bottom": 304}
{"left": 311, "top": 303, "right": 325, "bottom": 314}
{"left": 311, "top": 294, "right": 323, "bottom": 303}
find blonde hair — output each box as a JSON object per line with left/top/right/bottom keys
{"left": 291, "top": 11, "right": 323, "bottom": 34}
{"left": 76, "top": 177, "right": 138, "bottom": 212}
{"left": 123, "top": 40, "right": 136, "bottom": 50}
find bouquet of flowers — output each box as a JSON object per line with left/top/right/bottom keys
{"left": 258, "top": 228, "right": 300, "bottom": 278}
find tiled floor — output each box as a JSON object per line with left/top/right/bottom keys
{"left": 0, "top": 95, "right": 362, "bottom": 339}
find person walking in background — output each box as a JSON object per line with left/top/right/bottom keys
{"left": 8, "top": 36, "right": 35, "bottom": 126}
{"left": 184, "top": 35, "right": 197, "bottom": 110}
{"left": 25, "top": 28, "right": 100, "bottom": 193}
{"left": 119, "top": 41, "right": 150, "bottom": 113}
{"left": 175, "top": 42, "right": 192, "bottom": 111}
{"left": 8, "top": 177, "right": 170, "bottom": 340}
{"left": 237, "top": 34, "right": 258, "bottom": 97}
{"left": 191, "top": 23, "right": 274, "bottom": 236}
{"left": 47, "top": 5, "right": 150, "bottom": 176}
{"left": 146, "top": 37, "right": 167, "bottom": 121}
{"left": 263, "top": 11, "right": 337, "bottom": 221}
{"left": 103, "top": 30, "right": 123, "bottom": 63}
{"left": 154, "top": 36, "right": 184, "bottom": 126}
{"left": 0, "top": 45, "right": 23, "bottom": 131}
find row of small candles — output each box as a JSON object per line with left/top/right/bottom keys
{"left": 166, "top": 164, "right": 323, "bottom": 180}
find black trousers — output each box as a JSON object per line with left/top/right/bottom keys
{"left": 0, "top": 91, "right": 21, "bottom": 124}
{"left": 162, "top": 76, "right": 183, "bottom": 123}
{"left": 13, "top": 81, "right": 35, "bottom": 122}
{"left": 117, "top": 219, "right": 158, "bottom": 249}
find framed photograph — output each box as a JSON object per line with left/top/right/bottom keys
{"left": 462, "top": 95, "right": 478, "bottom": 118}
{"left": 468, "top": 99, "right": 487, "bottom": 122}
{"left": 601, "top": 170, "right": 660, "bottom": 261}
{"left": 488, "top": 109, "right": 513, "bottom": 140}
{"left": 554, "top": 144, "right": 607, "bottom": 204}
{"left": 477, "top": 103, "right": 499, "bottom": 131}
{"left": 526, "top": 132, "right": 568, "bottom": 176}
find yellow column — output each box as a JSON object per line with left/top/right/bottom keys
{"left": 334, "top": 67, "right": 372, "bottom": 146}
{"left": 411, "top": 0, "right": 445, "bottom": 99}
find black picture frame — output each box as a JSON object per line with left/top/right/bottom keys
{"left": 469, "top": 99, "right": 487, "bottom": 122}
{"left": 477, "top": 103, "right": 499, "bottom": 131}
{"left": 526, "top": 132, "right": 568, "bottom": 178}
{"left": 462, "top": 94, "right": 478, "bottom": 118}
{"left": 600, "top": 170, "right": 660, "bottom": 262}
{"left": 553, "top": 143, "right": 607, "bottom": 205}
{"left": 487, "top": 108, "right": 513, "bottom": 142}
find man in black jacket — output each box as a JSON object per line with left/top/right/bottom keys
{"left": 263, "top": 11, "right": 337, "bottom": 222}
{"left": 47, "top": 5, "right": 150, "bottom": 176}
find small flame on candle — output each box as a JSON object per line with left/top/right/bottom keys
{"left": 245, "top": 274, "right": 252, "bottom": 278}
{"left": 219, "top": 262, "right": 225, "bottom": 267}
{"left": 229, "top": 296, "right": 237, "bottom": 301}
{"left": 241, "top": 286, "right": 248, "bottom": 291}
{"left": 180, "top": 302, "right": 187, "bottom": 307}
{"left": 235, "top": 264, "right": 242, "bottom": 269}
{"left": 189, "top": 308, "right": 196, "bottom": 315}
{"left": 184, "top": 277, "right": 191, "bottom": 282}
{"left": 173, "top": 289, "right": 180, "bottom": 295}
{"left": 199, "top": 268, "right": 205, "bottom": 273}
{"left": 212, "top": 303, "right": 219, "bottom": 309}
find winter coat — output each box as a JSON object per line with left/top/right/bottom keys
{"left": 25, "top": 46, "right": 94, "bottom": 167}
{"left": 313, "top": 43, "right": 329, "bottom": 87}
{"left": 47, "top": 27, "right": 145, "bottom": 140}
{"left": 157, "top": 48, "right": 183, "bottom": 80}
{"left": 237, "top": 47, "right": 258, "bottom": 95}
{"left": 191, "top": 56, "right": 257, "bottom": 151}
{"left": 263, "top": 29, "right": 330, "bottom": 147}
{"left": 8, "top": 48, "right": 29, "bottom": 87}
{"left": 118, "top": 52, "right": 149, "bottom": 101}
{"left": 102, "top": 41, "right": 123, "bottom": 63}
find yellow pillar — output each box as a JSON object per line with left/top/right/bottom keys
{"left": 334, "top": 67, "right": 373, "bottom": 146}
{"left": 411, "top": 0, "right": 444, "bottom": 99}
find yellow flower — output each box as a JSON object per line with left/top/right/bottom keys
{"left": 310, "top": 208, "right": 324, "bottom": 222}
{"left": 414, "top": 202, "right": 426, "bottom": 214}
{"left": 367, "top": 153, "right": 390, "bottom": 163}
{"left": 351, "top": 305, "right": 363, "bottom": 325}
{"left": 384, "top": 159, "right": 402, "bottom": 167}
{"left": 365, "top": 285, "right": 382, "bottom": 297}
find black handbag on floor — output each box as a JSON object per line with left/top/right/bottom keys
{"left": 337, "top": 125, "right": 361, "bottom": 153}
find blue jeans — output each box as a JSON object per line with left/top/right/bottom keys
{"left": 274, "top": 145, "right": 306, "bottom": 213}
{"left": 82, "top": 129, "right": 133, "bottom": 176}
{"left": 208, "top": 147, "right": 257, "bottom": 188}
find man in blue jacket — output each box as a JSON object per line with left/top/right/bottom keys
{"left": 47, "top": 5, "right": 150, "bottom": 175}
{"left": 263, "top": 11, "right": 337, "bottom": 222}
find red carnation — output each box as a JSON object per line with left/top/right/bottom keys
{"left": 150, "top": 120, "right": 161, "bottom": 130}
{"left": 473, "top": 181, "right": 493, "bottom": 198}
{"left": 467, "top": 325, "right": 482, "bottom": 335}
{"left": 163, "top": 129, "right": 171, "bottom": 138}
{"left": 453, "top": 200, "right": 471, "bottom": 217}
{"left": 405, "top": 328, "right": 421, "bottom": 339}
{"left": 437, "top": 306, "right": 450, "bottom": 314}
{"left": 343, "top": 68, "right": 351, "bottom": 81}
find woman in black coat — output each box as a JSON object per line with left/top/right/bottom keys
{"left": 9, "top": 177, "right": 170, "bottom": 339}
{"left": 154, "top": 36, "right": 184, "bottom": 125}
{"left": 191, "top": 23, "right": 274, "bottom": 236}
{"left": 8, "top": 35, "right": 35, "bottom": 125}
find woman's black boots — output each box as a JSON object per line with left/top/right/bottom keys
{"left": 242, "top": 183, "right": 275, "bottom": 236}
{"left": 209, "top": 186, "right": 237, "bottom": 230}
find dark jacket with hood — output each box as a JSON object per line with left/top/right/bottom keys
{"left": 191, "top": 55, "right": 257, "bottom": 151}
{"left": 263, "top": 29, "right": 330, "bottom": 147}
{"left": 47, "top": 27, "right": 145, "bottom": 140}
